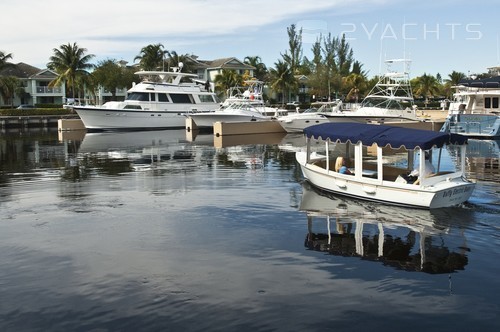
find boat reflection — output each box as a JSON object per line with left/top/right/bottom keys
{"left": 300, "top": 182, "right": 470, "bottom": 274}
{"left": 465, "top": 139, "right": 500, "bottom": 183}
{"left": 75, "top": 129, "right": 205, "bottom": 173}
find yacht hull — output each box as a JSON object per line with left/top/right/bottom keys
{"left": 74, "top": 107, "right": 190, "bottom": 130}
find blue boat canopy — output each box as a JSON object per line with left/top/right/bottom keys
{"left": 303, "top": 123, "right": 468, "bottom": 150}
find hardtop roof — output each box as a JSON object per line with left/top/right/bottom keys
{"left": 303, "top": 123, "right": 468, "bottom": 150}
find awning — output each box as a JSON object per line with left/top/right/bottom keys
{"left": 303, "top": 123, "right": 468, "bottom": 149}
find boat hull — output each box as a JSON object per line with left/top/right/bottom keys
{"left": 296, "top": 152, "right": 474, "bottom": 209}
{"left": 278, "top": 112, "right": 422, "bottom": 133}
{"left": 74, "top": 107, "right": 192, "bottom": 130}
{"left": 188, "top": 113, "right": 270, "bottom": 129}
{"left": 277, "top": 116, "right": 330, "bottom": 133}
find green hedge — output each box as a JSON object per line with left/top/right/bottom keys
{"left": 0, "top": 108, "right": 74, "bottom": 116}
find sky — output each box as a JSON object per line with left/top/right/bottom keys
{"left": 1, "top": 0, "right": 499, "bottom": 79}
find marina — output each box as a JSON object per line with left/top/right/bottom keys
{"left": 0, "top": 127, "right": 499, "bottom": 331}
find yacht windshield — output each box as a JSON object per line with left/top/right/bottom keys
{"left": 126, "top": 92, "right": 149, "bottom": 101}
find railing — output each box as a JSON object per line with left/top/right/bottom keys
{"left": 36, "top": 86, "right": 62, "bottom": 94}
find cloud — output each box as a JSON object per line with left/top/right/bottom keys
{"left": 1, "top": 0, "right": 388, "bottom": 67}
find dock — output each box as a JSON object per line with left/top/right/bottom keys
{"left": 0, "top": 115, "right": 80, "bottom": 130}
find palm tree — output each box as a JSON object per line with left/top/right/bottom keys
{"left": 441, "top": 70, "right": 467, "bottom": 98}
{"left": 244, "top": 56, "right": 268, "bottom": 81}
{"left": 413, "top": 73, "right": 440, "bottom": 107}
{"left": 0, "top": 50, "right": 14, "bottom": 71}
{"left": 446, "top": 71, "right": 466, "bottom": 86}
{"left": 270, "top": 60, "right": 293, "bottom": 105}
{"left": 343, "top": 73, "right": 367, "bottom": 103}
{"left": 47, "top": 42, "right": 95, "bottom": 100}
{"left": 0, "top": 76, "right": 20, "bottom": 107}
{"left": 134, "top": 43, "right": 167, "bottom": 71}
{"left": 165, "top": 50, "right": 195, "bottom": 73}
{"left": 213, "top": 69, "right": 243, "bottom": 98}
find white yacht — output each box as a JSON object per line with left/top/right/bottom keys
{"left": 73, "top": 68, "right": 220, "bottom": 131}
{"left": 187, "top": 101, "right": 273, "bottom": 130}
{"left": 276, "top": 100, "right": 344, "bottom": 133}
{"left": 188, "top": 80, "right": 283, "bottom": 130}
{"left": 220, "top": 80, "right": 285, "bottom": 116}
{"left": 440, "top": 78, "right": 500, "bottom": 137}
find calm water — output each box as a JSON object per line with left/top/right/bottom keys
{"left": 0, "top": 128, "right": 499, "bottom": 332}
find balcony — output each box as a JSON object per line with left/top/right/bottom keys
{"left": 36, "top": 86, "right": 62, "bottom": 94}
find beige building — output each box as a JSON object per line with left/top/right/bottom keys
{"left": 0, "top": 63, "right": 66, "bottom": 107}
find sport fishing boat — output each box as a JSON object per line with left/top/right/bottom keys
{"left": 277, "top": 59, "right": 423, "bottom": 133}
{"left": 440, "top": 77, "right": 500, "bottom": 138}
{"left": 296, "top": 122, "right": 475, "bottom": 209}
{"left": 347, "top": 59, "right": 421, "bottom": 123}
{"left": 73, "top": 68, "right": 220, "bottom": 131}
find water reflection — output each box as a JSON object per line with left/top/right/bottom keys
{"left": 465, "top": 139, "right": 500, "bottom": 183}
{"left": 300, "top": 182, "right": 470, "bottom": 274}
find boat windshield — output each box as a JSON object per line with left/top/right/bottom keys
{"left": 126, "top": 92, "right": 150, "bottom": 101}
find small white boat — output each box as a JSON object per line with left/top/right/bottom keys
{"left": 440, "top": 79, "right": 500, "bottom": 138}
{"left": 276, "top": 100, "right": 343, "bottom": 133}
{"left": 296, "top": 122, "right": 475, "bottom": 209}
{"left": 73, "top": 69, "right": 220, "bottom": 131}
{"left": 221, "top": 80, "right": 283, "bottom": 116}
{"left": 187, "top": 102, "right": 273, "bottom": 129}
{"left": 188, "top": 80, "right": 283, "bottom": 130}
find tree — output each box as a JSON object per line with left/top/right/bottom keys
{"left": 279, "top": 24, "right": 303, "bottom": 100}
{"left": 213, "top": 69, "right": 243, "bottom": 98}
{"left": 244, "top": 56, "right": 268, "bottom": 81}
{"left": 343, "top": 73, "right": 367, "bottom": 103}
{"left": 92, "top": 59, "right": 138, "bottom": 101}
{"left": 412, "top": 73, "right": 440, "bottom": 107}
{"left": 134, "top": 43, "right": 167, "bottom": 71}
{"left": 47, "top": 42, "right": 95, "bottom": 100}
{"left": 165, "top": 51, "right": 196, "bottom": 73}
{"left": 336, "top": 34, "right": 354, "bottom": 76}
{"left": 270, "top": 60, "right": 293, "bottom": 105}
{"left": 282, "top": 24, "right": 303, "bottom": 75}
{"left": 446, "top": 71, "right": 466, "bottom": 86}
{"left": 0, "top": 50, "right": 14, "bottom": 71}
{"left": 0, "top": 76, "right": 20, "bottom": 107}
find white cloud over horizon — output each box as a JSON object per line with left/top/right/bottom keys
{"left": 1, "top": 0, "right": 498, "bottom": 77}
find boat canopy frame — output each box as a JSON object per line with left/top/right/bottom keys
{"left": 303, "top": 123, "right": 468, "bottom": 150}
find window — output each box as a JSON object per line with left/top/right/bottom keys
{"left": 493, "top": 97, "right": 499, "bottom": 109}
{"left": 158, "top": 93, "right": 169, "bottom": 102}
{"left": 150, "top": 93, "right": 156, "bottom": 102}
{"left": 199, "top": 94, "right": 215, "bottom": 103}
{"left": 485, "top": 97, "right": 491, "bottom": 108}
{"left": 169, "top": 94, "right": 194, "bottom": 104}
{"left": 126, "top": 92, "right": 149, "bottom": 101}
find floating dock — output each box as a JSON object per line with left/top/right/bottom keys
{"left": 0, "top": 115, "right": 80, "bottom": 129}
{"left": 186, "top": 117, "right": 285, "bottom": 136}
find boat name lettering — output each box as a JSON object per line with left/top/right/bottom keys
{"left": 443, "top": 186, "right": 471, "bottom": 197}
